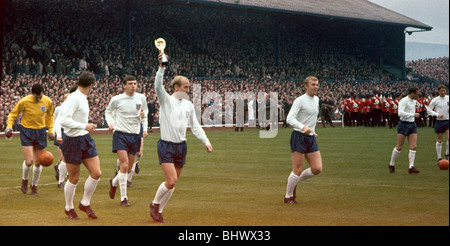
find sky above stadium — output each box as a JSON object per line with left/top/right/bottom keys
{"left": 369, "top": 0, "right": 449, "bottom": 45}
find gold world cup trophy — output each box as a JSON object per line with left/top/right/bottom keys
{"left": 155, "top": 38, "right": 169, "bottom": 66}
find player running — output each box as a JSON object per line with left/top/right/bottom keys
{"left": 149, "top": 52, "right": 213, "bottom": 223}
{"left": 426, "top": 84, "right": 449, "bottom": 163}
{"left": 284, "top": 76, "right": 322, "bottom": 204}
{"left": 106, "top": 75, "right": 148, "bottom": 207}
{"left": 5, "top": 84, "right": 54, "bottom": 195}
{"left": 53, "top": 85, "right": 77, "bottom": 188}
{"left": 58, "top": 72, "right": 102, "bottom": 219}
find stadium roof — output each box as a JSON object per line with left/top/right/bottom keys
{"left": 178, "top": 0, "right": 432, "bottom": 30}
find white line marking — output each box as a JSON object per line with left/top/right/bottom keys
{"left": 1, "top": 173, "right": 447, "bottom": 192}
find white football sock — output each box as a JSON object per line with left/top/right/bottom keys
{"left": 64, "top": 181, "right": 77, "bottom": 210}
{"left": 408, "top": 150, "right": 416, "bottom": 168}
{"left": 128, "top": 158, "right": 138, "bottom": 182}
{"left": 22, "top": 161, "right": 31, "bottom": 180}
{"left": 131, "top": 161, "right": 136, "bottom": 173}
{"left": 285, "top": 171, "right": 300, "bottom": 198}
{"left": 31, "top": 164, "right": 42, "bottom": 186}
{"left": 118, "top": 172, "right": 128, "bottom": 201}
{"left": 436, "top": 141, "right": 442, "bottom": 159}
{"left": 127, "top": 160, "right": 137, "bottom": 182}
{"left": 158, "top": 187, "right": 174, "bottom": 213}
{"left": 153, "top": 182, "right": 169, "bottom": 204}
{"left": 446, "top": 140, "right": 449, "bottom": 156}
{"left": 80, "top": 176, "right": 99, "bottom": 206}
{"left": 59, "top": 161, "right": 67, "bottom": 183}
{"left": 390, "top": 148, "right": 400, "bottom": 166}
{"left": 299, "top": 168, "right": 315, "bottom": 182}
{"left": 112, "top": 173, "right": 119, "bottom": 187}
{"left": 128, "top": 169, "right": 134, "bottom": 182}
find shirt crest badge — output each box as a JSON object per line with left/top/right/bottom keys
{"left": 40, "top": 106, "right": 46, "bottom": 113}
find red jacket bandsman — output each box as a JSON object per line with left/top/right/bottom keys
{"left": 415, "top": 98, "right": 423, "bottom": 113}
{"left": 390, "top": 98, "right": 399, "bottom": 114}
{"left": 341, "top": 97, "right": 351, "bottom": 114}
{"left": 362, "top": 97, "right": 371, "bottom": 114}
{"left": 383, "top": 97, "right": 391, "bottom": 112}
{"left": 421, "top": 96, "right": 429, "bottom": 112}
{"left": 371, "top": 95, "right": 382, "bottom": 110}
{"left": 350, "top": 98, "right": 361, "bottom": 113}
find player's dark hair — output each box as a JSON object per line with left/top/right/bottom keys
{"left": 437, "top": 84, "right": 447, "bottom": 91}
{"left": 31, "top": 84, "right": 43, "bottom": 95}
{"left": 78, "top": 71, "right": 96, "bottom": 88}
{"left": 69, "top": 84, "right": 78, "bottom": 93}
{"left": 408, "top": 87, "right": 419, "bottom": 95}
{"left": 123, "top": 75, "right": 136, "bottom": 85}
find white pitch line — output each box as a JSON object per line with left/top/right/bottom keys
{"left": 0, "top": 174, "right": 447, "bottom": 192}
{"left": 184, "top": 174, "right": 449, "bottom": 192}
{"left": 0, "top": 181, "right": 62, "bottom": 191}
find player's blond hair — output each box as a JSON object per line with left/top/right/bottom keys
{"left": 171, "top": 76, "right": 188, "bottom": 90}
{"left": 304, "top": 76, "right": 318, "bottom": 86}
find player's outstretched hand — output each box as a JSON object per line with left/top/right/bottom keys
{"left": 205, "top": 145, "right": 213, "bottom": 152}
{"left": 158, "top": 52, "right": 168, "bottom": 68}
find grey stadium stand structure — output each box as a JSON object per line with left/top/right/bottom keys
{"left": 149, "top": 0, "right": 432, "bottom": 80}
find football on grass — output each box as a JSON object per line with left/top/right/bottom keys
{"left": 38, "top": 151, "right": 54, "bottom": 167}
{"left": 438, "top": 159, "right": 449, "bottom": 170}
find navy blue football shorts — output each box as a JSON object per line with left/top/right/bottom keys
{"left": 61, "top": 134, "right": 98, "bottom": 165}
{"left": 157, "top": 139, "right": 187, "bottom": 168}
{"left": 398, "top": 121, "right": 417, "bottom": 136}
{"left": 434, "top": 120, "right": 449, "bottom": 134}
{"left": 290, "top": 130, "right": 319, "bottom": 154}
{"left": 112, "top": 131, "right": 141, "bottom": 155}
{"left": 20, "top": 125, "right": 47, "bottom": 150}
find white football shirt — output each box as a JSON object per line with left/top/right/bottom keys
{"left": 427, "top": 95, "right": 449, "bottom": 120}
{"left": 59, "top": 89, "right": 90, "bottom": 137}
{"left": 286, "top": 94, "right": 320, "bottom": 135}
{"left": 105, "top": 92, "right": 148, "bottom": 134}
{"left": 155, "top": 67, "right": 210, "bottom": 146}
{"left": 398, "top": 96, "right": 417, "bottom": 122}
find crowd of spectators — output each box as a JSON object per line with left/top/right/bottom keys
{"left": 406, "top": 57, "right": 449, "bottom": 84}
{"left": 0, "top": 72, "right": 443, "bottom": 132}
{"left": 1, "top": 0, "right": 448, "bottom": 132}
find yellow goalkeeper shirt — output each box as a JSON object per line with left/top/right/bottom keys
{"left": 7, "top": 95, "right": 54, "bottom": 133}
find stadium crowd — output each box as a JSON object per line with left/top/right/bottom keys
{"left": 406, "top": 57, "right": 449, "bottom": 84}
{"left": 1, "top": 0, "right": 448, "bottom": 132}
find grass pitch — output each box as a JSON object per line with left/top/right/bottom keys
{"left": 0, "top": 126, "right": 448, "bottom": 226}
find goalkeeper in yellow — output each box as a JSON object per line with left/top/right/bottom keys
{"left": 5, "top": 84, "right": 55, "bottom": 195}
